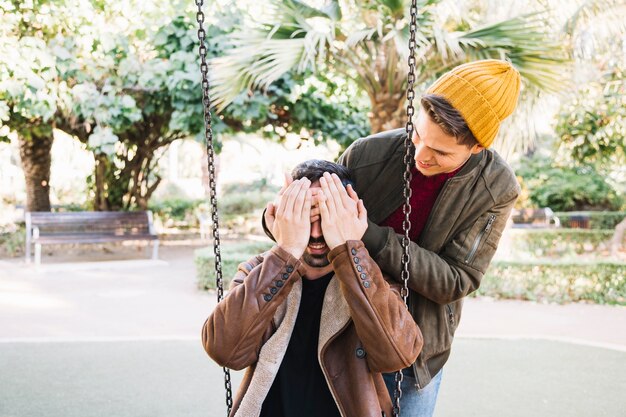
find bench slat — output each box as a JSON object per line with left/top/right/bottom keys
{"left": 35, "top": 234, "right": 158, "bottom": 244}
{"left": 25, "top": 210, "right": 159, "bottom": 264}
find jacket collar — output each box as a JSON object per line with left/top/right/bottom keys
{"left": 318, "top": 277, "right": 351, "bottom": 357}
{"left": 234, "top": 276, "right": 351, "bottom": 417}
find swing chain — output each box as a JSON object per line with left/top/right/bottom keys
{"left": 393, "top": 0, "right": 418, "bottom": 416}
{"left": 194, "top": 1, "right": 233, "bottom": 415}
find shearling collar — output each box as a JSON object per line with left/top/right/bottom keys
{"left": 234, "top": 276, "right": 350, "bottom": 417}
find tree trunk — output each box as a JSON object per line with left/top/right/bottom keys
{"left": 94, "top": 154, "right": 111, "bottom": 211}
{"left": 369, "top": 92, "right": 408, "bottom": 133}
{"left": 18, "top": 130, "right": 53, "bottom": 212}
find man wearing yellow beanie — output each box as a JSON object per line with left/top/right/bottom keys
{"left": 337, "top": 59, "right": 522, "bottom": 416}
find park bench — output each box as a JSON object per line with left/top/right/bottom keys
{"left": 510, "top": 208, "right": 561, "bottom": 228}
{"left": 24, "top": 211, "right": 159, "bottom": 264}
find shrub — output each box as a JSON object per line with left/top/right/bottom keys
{"left": 476, "top": 260, "right": 626, "bottom": 305}
{"left": 218, "top": 190, "right": 276, "bottom": 216}
{"left": 554, "top": 211, "right": 626, "bottom": 230}
{"left": 505, "top": 229, "right": 617, "bottom": 258}
{"left": 195, "top": 240, "right": 274, "bottom": 290}
{"left": 0, "top": 224, "right": 25, "bottom": 258}
{"left": 516, "top": 157, "right": 622, "bottom": 211}
{"left": 149, "top": 198, "right": 204, "bottom": 229}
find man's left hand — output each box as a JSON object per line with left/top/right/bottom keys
{"left": 317, "top": 172, "right": 367, "bottom": 250}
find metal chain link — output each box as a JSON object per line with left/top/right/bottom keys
{"left": 393, "top": 0, "right": 418, "bottom": 416}
{"left": 194, "top": 1, "right": 233, "bottom": 415}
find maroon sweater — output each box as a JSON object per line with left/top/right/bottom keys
{"left": 381, "top": 166, "right": 460, "bottom": 242}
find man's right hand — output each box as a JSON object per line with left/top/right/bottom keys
{"left": 267, "top": 178, "right": 312, "bottom": 259}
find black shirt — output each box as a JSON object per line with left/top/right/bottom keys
{"left": 260, "top": 272, "right": 341, "bottom": 417}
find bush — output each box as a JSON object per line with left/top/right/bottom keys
{"left": 0, "top": 224, "right": 25, "bottom": 258}
{"left": 516, "top": 157, "right": 622, "bottom": 211}
{"left": 195, "top": 240, "right": 274, "bottom": 290}
{"left": 505, "top": 229, "right": 617, "bottom": 258}
{"left": 554, "top": 211, "right": 626, "bottom": 230}
{"left": 476, "top": 260, "right": 626, "bottom": 305}
{"left": 149, "top": 198, "right": 204, "bottom": 229}
{"left": 219, "top": 190, "right": 276, "bottom": 216}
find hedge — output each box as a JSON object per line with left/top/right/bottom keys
{"left": 476, "top": 260, "right": 626, "bottom": 305}
{"left": 505, "top": 229, "right": 618, "bottom": 257}
{"left": 554, "top": 211, "right": 625, "bottom": 229}
{"left": 196, "top": 245, "right": 625, "bottom": 306}
{"left": 195, "top": 240, "right": 274, "bottom": 290}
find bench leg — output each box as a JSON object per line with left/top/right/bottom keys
{"left": 35, "top": 244, "right": 42, "bottom": 265}
{"left": 152, "top": 240, "right": 160, "bottom": 260}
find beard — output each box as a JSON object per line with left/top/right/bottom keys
{"left": 302, "top": 236, "right": 330, "bottom": 268}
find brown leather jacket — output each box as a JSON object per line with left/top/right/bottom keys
{"left": 202, "top": 241, "right": 423, "bottom": 417}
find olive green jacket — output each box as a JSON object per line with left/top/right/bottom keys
{"left": 337, "top": 128, "right": 520, "bottom": 388}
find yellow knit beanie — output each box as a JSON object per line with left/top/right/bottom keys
{"left": 426, "top": 59, "right": 521, "bottom": 148}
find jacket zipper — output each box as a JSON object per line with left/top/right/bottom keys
{"left": 464, "top": 214, "right": 496, "bottom": 264}
{"left": 445, "top": 304, "right": 454, "bottom": 326}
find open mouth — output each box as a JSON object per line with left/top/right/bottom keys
{"left": 307, "top": 241, "right": 328, "bottom": 254}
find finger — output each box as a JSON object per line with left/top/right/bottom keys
{"left": 277, "top": 179, "right": 300, "bottom": 217}
{"left": 331, "top": 173, "right": 354, "bottom": 209}
{"left": 294, "top": 180, "right": 310, "bottom": 220}
{"left": 346, "top": 184, "right": 359, "bottom": 202}
{"left": 357, "top": 199, "right": 367, "bottom": 222}
{"left": 285, "top": 178, "right": 309, "bottom": 219}
{"left": 265, "top": 202, "right": 276, "bottom": 223}
{"left": 320, "top": 174, "right": 337, "bottom": 214}
{"left": 301, "top": 188, "right": 312, "bottom": 220}
{"left": 318, "top": 193, "right": 330, "bottom": 221}
{"left": 284, "top": 172, "right": 293, "bottom": 186}
{"left": 277, "top": 172, "right": 294, "bottom": 197}
{"left": 324, "top": 172, "right": 345, "bottom": 209}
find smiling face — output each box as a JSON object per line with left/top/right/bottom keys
{"left": 300, "top": 182, "right": 335, "bottom": 279}
{"left": 412, "top": 108, "right": 484, "bottom": 176}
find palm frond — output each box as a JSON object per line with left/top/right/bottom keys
{"left": 563, "top": 0, "right": 626, "bottom": 36}
{"left": 345, "top": 28, "right": 378, "bottom": 48}
{"left": 210, "top": 36, "right": 306, "bottom": 111}
{"left": 456, "top": 12, "right": 571, "bottom": 93}
{"left": 209, "top": 1, "right": 337, "bottom": 111}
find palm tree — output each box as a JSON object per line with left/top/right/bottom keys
{"left": 210, "top": 0, "right": 568, "bottom": 136}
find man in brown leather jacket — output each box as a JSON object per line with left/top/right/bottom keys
{"left": 203, "top": 160, "right": 423, "bottom": 417}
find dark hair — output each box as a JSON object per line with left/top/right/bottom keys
{"left": 291, "top": 159, "right": 355, "bottom": 189}
{"left": 421, "top": 94, "right": 479, "bottom": 148}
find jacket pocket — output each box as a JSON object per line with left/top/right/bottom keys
{"left": 464, "top": 214, "right": 496, "bottom": 265}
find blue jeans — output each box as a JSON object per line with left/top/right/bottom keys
{"left": 383, "top": 369, "right": 443, "bottom": 417}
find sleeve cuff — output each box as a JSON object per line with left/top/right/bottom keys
{"left": 270, "top": 245, "right": 305, "bottom": 276}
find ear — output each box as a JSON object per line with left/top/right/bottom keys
{"left": 470, "top": 144, "right": 485, "bottom": 155}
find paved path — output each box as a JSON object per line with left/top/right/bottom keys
{"left": 1, "top": 244, "right": 625, "bottom": 416}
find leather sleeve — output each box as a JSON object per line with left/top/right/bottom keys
{"left": 328, "top": 241, "right": 423, "bottom": 373}
{"left": 201, "top": 245, "right": 304, "bottom": 370}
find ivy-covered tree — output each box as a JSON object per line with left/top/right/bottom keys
{"left": 1, "top": 0, "right": 368, "bottom": 212}
{"left": 0, "top": 0, "right": 81, "bottom": 211}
